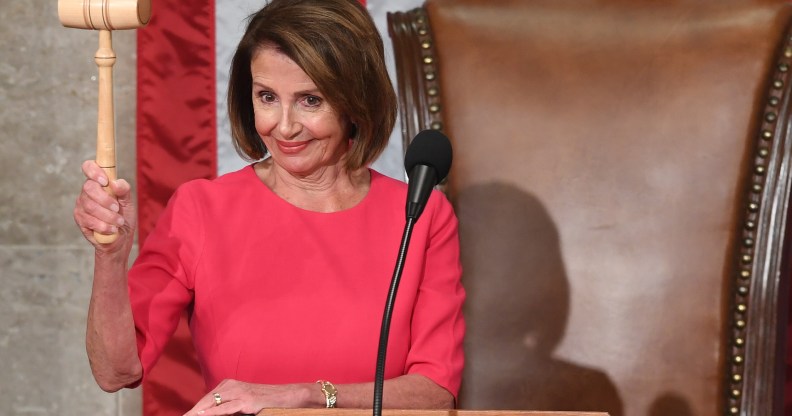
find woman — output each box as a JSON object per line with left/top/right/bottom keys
{"left": 73, "top": 0, "right": 465, "bottom": 414}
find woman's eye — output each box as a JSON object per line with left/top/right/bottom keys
{"left": 304, "top": 96, "right": 322, "bottom": 107}
{"left": 259, "top": 92, "right": 276, "bottom": 103}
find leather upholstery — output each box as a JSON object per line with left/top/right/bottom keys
{"left": 388, "top": 1, "right": 792, "bottom": 415}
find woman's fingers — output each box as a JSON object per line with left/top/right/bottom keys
{"left": 184, "top": 390, "right": 235, "bottom": 416}
{"left": 81, "top": 159, "right": 109, "bottom": 186}
{"left": 74, "top": 160, "right": 135, "bottom": 248}
{"left": 81, "top": 180, "right": 121, "bottom": 219}
{"left": 183, "top": 380, "right": 264, "bottom": 416}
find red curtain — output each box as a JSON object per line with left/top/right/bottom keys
{"left": 136, "top": 0, "right": 215, "bottom": 413}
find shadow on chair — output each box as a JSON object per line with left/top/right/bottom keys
{"left": 648, "top": 392, "right": 693, "bottom": 416}
{"left": 456, "top": 182, "right": 623, "bottom": 415}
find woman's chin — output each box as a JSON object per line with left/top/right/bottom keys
{"left": 274, "top": 158, "right": 325, "bottom": 176}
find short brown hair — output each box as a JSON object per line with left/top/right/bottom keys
{"left": 227, "top": 0, "right": 397, "bottom": 171}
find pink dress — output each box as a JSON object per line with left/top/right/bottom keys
{"left": 128, "top": 166, "right": 466, "bottom": 397}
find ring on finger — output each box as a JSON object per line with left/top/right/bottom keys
{"left": 213, "top": 392, "right": 222, "bottom": 406}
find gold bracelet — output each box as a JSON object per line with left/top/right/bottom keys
{"left": 316, "top": 380, "right": 337, "bottom": 408}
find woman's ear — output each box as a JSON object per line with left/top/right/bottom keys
{"left": 348, "top": 121, "right": 358, "bottom": 139}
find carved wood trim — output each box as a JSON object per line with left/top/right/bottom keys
{"left": 388, "top": 6, "right": 447, "bottom": 192}
{"left": 387, "top": 7, "right": 445, "bottom": 149}
{"left": 730, "top": 20, "right": 792, "bottom": 416}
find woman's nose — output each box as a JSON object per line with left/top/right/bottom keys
{"left": 277, "top": 105, "right": 301, "bottom": 139}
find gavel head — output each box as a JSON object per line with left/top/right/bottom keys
{"left": 58, "top": 0, "right": 151, "bottom": 30}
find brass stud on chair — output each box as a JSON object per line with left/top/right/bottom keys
{"left": 765, "top": 112, "right": 778, "bottom": 122}
{"left": 773, "top": 79, "right": 784, "bottom": 89}
{"left": 762, "top": 130, "right": 773, "bottom": 139}
{"left": 740, "top": 269, "right": 751, "bottom": 278}
{"left": 784, "top": 47, "right": 792, "bottom": 58}
{"left": 741, "top": 254, "right": 752, "bottom": 264}
{"left": 748, "top": 202, "right": 759, "bottom": 212}
{"left": 738, "top": 286, "right": 749, "bottom": 295}
{"left": 408, "top": 9, "right": 444, "bottom": 137}
{"left": 755, "top": 165, "right": 766, "bottom": 175}
{"left": 734, "top": 355, "right": 744, "bottom": 364}
{"left": 735, "top": 337, "right": 745, "bottom": 346}
{"left": 757, "top": 147, "right": 769, "bottom": 157}
{"left": 769, "top": 96, "right": 780, "bottom": 106}
{"left": 733, "top": 373, "right": 742, "bottom": 382}
{"left": 779, "top": 62, "right": 789, "bottom": 72}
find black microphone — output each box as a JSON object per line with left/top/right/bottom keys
{"left": 404, "top": 130, "right": 453, "bottom": 220}
{"left": 373, "top": 130, "right": 453, "bottom": 416}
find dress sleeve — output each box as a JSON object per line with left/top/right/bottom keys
{"left": 128, "top": 183, "right": 204, "bottom": 378}
{"left": 405, "top": 190, "right": 466, "bottom": 400}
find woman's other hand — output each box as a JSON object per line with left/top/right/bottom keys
{"left": 74, "top": 160, "right": 136, "bottom": 253}
{"left": 183, "top": 379, "right": 318, "bottom": 416}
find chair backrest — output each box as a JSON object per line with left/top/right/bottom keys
{"left": 388, "top": 1, "right": 792, "bottom": 415}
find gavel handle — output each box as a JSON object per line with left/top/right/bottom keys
{"left": 95, "top": 29, "right": 119, "bottom": 244}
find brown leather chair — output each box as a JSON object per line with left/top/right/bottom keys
{"left": 388, "top": 1, "right": 792, "bottom": 415}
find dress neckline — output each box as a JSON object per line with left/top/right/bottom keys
{"left": 246, "top": 164, "right": 379, "bottom": 215}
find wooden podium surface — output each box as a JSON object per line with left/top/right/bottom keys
{"left": 257, "top": 410, "right": 608, "bottom": 415}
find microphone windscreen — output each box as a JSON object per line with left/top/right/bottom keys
{"left": 404, "top": 130, "right": 453, "bottom": 182}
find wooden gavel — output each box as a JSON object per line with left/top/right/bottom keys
{"left": 58, "top": 0, "right": 151, "bottom": 243}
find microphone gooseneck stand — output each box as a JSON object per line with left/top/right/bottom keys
{"left": 372, "top": 130, "right": 450, "bottom": 416}
{"left": 372, "top": 216, "right": 416, "bottom": 416}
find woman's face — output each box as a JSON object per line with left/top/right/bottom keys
{"left": 250, "top": 46, "right": 351, "bottom": 176}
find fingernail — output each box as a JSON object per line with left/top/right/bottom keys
{"left": 117, "top": 217, "right": 125, "bottom": 227}
{"left": 109, "top": 226, "right": 118, "bottom": 234}
{"left": 98, "top": 177, "right": 108, "bottom": 186}
{"left": 110, "top": 203, "right": 120, "bottom": 212}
